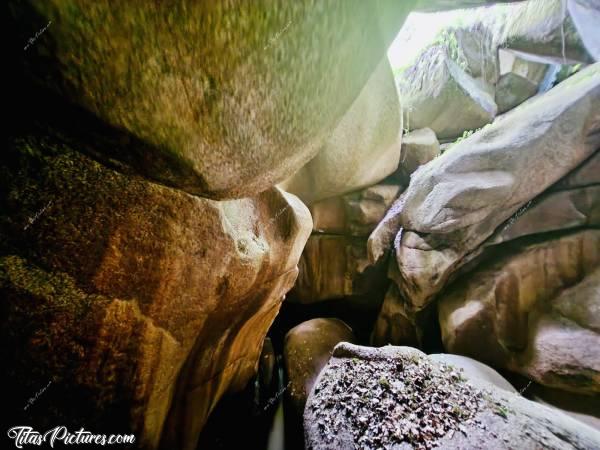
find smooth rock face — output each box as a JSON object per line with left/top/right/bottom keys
{"left": 446, "top": 148, "right": 599, "bottom": 251}
{"left": 529, "top": 385, "right": 600, "bottom": 430}
{"left": 414, "top": 0, "right": 528, "bottom": 12}
{"left": 498, "top": 49, "right": 550, "bottom": 85}
{"left": 369, "top": 63, "right": 600, "bottom": 315}
{"left": 284, "top": 318, "right": 355, "bottom": 416}
{"left": 281, "top": 57, "right": 402, "bottom": 204}
{"left": 439, "top": 230, "right": 600, "bottom": 394}
{"left": 495, "top": 50, "right": 551, "bottom": 113}
{"left": 502, "top": 0, "right": 599, "bottom": 64}
{"left": 0, "top": 132, "right": 312, "bottom": 450}
{"left": 371, "top": 284, "right": 419, "bottom": 348}
{"left": 495, "top": 72, "right": 539, "bottom": 113}
{"left": 305, "top": 343, "right": 600, "bottom": 450}
{"left": 398, "top": 45, "right": 497, "bottom": 140}
{"left": 398, "top": 128, "right": 440, "bottom": 179}
{"left": 569, "top": 0, "right": 600, "bottom": 61}
{"left": 428, "top": 354, "right": 518, "bottom": 394}
{"left": 10, "top": 1, "right": 416, "bottom": 199}
{"left": 310, "top": 183, "right": 404, "bottom": 237}
{"left": 289, "top": 235, "right": 387, "bottom": 304}
{"left": 485, "top": 182, "right": 600, "bottom": 247}
{"left": 554, "top": 150, "right": 600, "bottom": 189}
{"left": 450, "top": 27, "right": 499, "bottom": 86}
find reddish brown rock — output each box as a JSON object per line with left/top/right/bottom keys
{"left": 0, "top": 131, "right": 312, "bottom": 450}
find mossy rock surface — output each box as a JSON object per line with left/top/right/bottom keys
{"left": 1, "top": 130, "right": 312, "bottom": 449}
{"left": 304, "top": 343, "right": 600, "bottom": 449}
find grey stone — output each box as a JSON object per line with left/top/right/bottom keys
{"left": 398, "top": 46, "right": 497, "bottom": 140}
{"left": 305, "top": 343, "right": 600, "bottom": 449}
{"left": 398, "top": 128, "right": 441, "bottom": 179}
{"left": 368, "top": 63, "right": 600, "bottom": 316}
{"left": 281, "top": 58, "right": 402, "bottom": 204}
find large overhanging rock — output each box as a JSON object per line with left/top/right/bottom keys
{"left": 500, "top": 0, "right": 600, "bottom": 64}
{"left": 554, "top": 148, "right": 600, "bottom": 189}
{"left": 484, "top": 180, "right": 599, "bottom": 247}
{"left": 450, "top": 146, "right": 600, "bottom": 250}
{"left": 414, "top": 0, "right": 525, "bottom": 12}
{"left": 304, "top": 343, "right": 600, "bottom": 449}
{"left": 423, "top": 0, "right": 599, "bottom": 67}
{"left": 9, "top": 0, "right": 418, "bottom": 199}
{"left": 281, "top": 57, "right": 402, "bottom": 204}
{"left": 439, "top": 229, "right": 600, "bottom": 395}
{"left": 0, "top": 131, "right": 311, "bottom": 450}
{"left": 398, "top": 45, "right": 497, "bottom": 139}
{"left": 368, "top": 63, "right": 600, "bottom": 315}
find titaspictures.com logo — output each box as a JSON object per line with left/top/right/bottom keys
{"left": 7, "top": 426, "right": 135, "bottom": 448}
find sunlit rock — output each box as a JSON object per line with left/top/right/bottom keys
{"left": 9, "top": 0, "right": 417, "bottom": 199}
{"left": 397, "top": 127, "right": 440, "bottom": 179}
{"left": 369, "top": 64, "right": 600, "bottom": 315}
{"left": 500, "top": 0, "right": 599, "bottom": 64}
{"left": 398, "top": 45, "right": 497, "bottom": 140}
{"left": 281, "top": 58, "right": 402, "bottom": 204}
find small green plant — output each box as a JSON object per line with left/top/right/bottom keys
{"left": 379, "top": 377, "right": 390, "bottom": 388}
{"left": 446, "top": 127, "right": 483, "bottom": 153}
{"left": 455, "top": 128, "right": 475, "bottom": 144}
{"left": 455, "top": 373, "right": 467, "bottom": 383}
{"left": 433, "top": 29, "right": 469, "bottom": 71}
{"left": 452, "top": 405, "right": 468, "bottom": 418}
{"left": 494, "top": 404, "right": 510, "bottom": 419}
